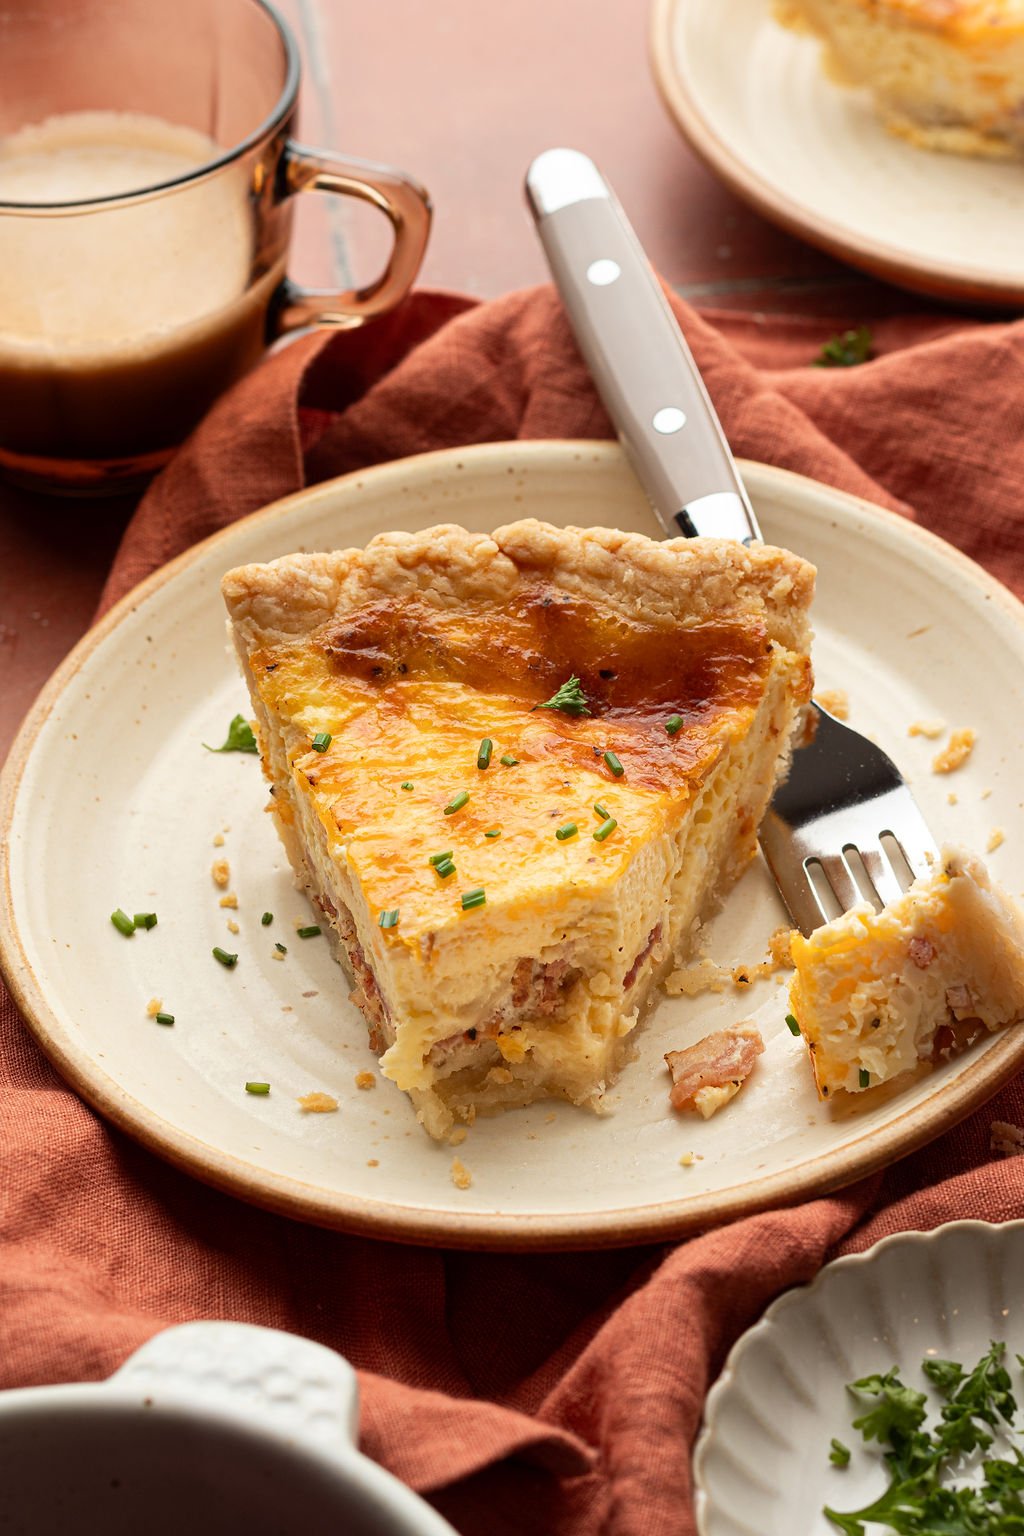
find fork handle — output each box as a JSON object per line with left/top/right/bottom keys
{"left": 525, "top": 148, "right": 761, "bottom": 543}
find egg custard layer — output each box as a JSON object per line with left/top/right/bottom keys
{"left": 223, "top": 521, "right": 814, "bottom": 1138}
{"left": 776, "top": 0, "right": 1024, "bottom": 158}
{"left": 790, "top": 847, "right": 1024, "bottom": 1099}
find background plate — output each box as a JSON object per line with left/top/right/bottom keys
{"left": 3, "top": 442, "right": 1024, "bottom": 1249}
{"left": 650, "top": 0, "right": 1024, "bottom": 306}
{"left": 695, "top": 1220, "right": 1024, "bottom": 1534}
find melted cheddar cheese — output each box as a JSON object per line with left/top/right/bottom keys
{"left": 253, "top": 584, "right": 774, "bottom": 946}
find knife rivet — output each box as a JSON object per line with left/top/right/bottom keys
{"left": 586, "top": 258, "right": 621, "bottom": 286}
{"left": 653, "top": 407, "right": 687, "bottom": 434}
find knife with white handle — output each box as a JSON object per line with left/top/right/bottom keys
{"left": 525, "top": 147, "right": 760, "bottom": 543}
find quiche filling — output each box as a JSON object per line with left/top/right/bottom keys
{"left": 223, "top": 520, "right": 814, "bottom": 1138}
{"left": 790, "top": 847, "right": 1024, "bottom": 1098}
{"left": 776, "top": 0, "right": 1024, "bottom": 159}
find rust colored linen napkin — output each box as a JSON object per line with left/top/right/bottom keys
{"left": 5, "top": 285, "right": 1024, "bottom": 1536}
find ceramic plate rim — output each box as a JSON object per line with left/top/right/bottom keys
{"left": 648, "top": 0, "right": 1024, "bottom": 307}
{"left": 3, "top": 440, "right": 1024, "bottom": 1250}
{"left": 693, "top": 1217, "right": 1024, "bottom": 1533}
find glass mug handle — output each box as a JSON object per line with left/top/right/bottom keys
{"left": 272, "top": 141, "right": 432, "bottom": 333}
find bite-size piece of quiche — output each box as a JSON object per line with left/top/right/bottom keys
{"left": 776, "top": 0, "right": 1024, "bottom": 159}
{"left": 223, "top": 521, "right": 814, "bottom": 1139}
{"left": 789, "top": 847, "right": 1024, "bottom": 1098}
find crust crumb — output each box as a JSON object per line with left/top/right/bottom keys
{"left": 667, "top": 928, "right": 796, "bottom": 997}
{"left": 948, "top": 792, "right": 958, "bottom": 805}
{"left": 219, "top": 892, "right": 238, "bottom": 909}
{"left": 367, "top": 1158, "right": 379, "bottom": 1167}
{"left": 354, "top": 1071, "right": 376, "bottom": 1090}
{"left": 212, "top": 833, "right": 225, "bottom": 847}
{"left": 451, "top": 1157, "right": 472, "bottom": 1190}
{"left": 665, "top": 958, "right": 730, "bottom": 996}
{"left": 449, "top": 1126, "right": 467, "bottom": 1147}
{"left": 908, "top": 719, "right": 945, "bottom": 739}
{"left": 271, "top": 948, "right": 285, "bottom": 961}
{"left": 991, "top": 1120, "right": 1024, "bottom": 1156}
{"left": 211, "top": 857, "right": 230, "bottom": 887}
{"left": 145, "top": 997, "right": 162, "bottom": 1018}
{"left": 298, "top": 1092, "right": 339, "bottom": 1114}
{"left": 814, "top": 688, "right": 848, "bottom": 720}
{"left": 932, "top": 728, "right": 976, "bottom": 774}
{"left": 988, "top": 828, "right": 1005, "bottom": 853}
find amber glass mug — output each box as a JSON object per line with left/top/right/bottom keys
{"left": 0, "top": 0, "right": 431, "bottom": 493}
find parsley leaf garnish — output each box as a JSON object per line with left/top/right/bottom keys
{"left": 815, "top": 325, "right": 873, "bottom": 369}
{"left": 825, "top": 1343, "right": 1024, "bottom": 1535}
{"left": 203, "top": 714, "right": 258, "bottom": 754}
{"left": 537, "top": 674, "right": 591, "bottom": 717}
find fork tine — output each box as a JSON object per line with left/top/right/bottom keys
{"left": 819, "top": 852, "right": 861, "bottom": 913}
{"left": 859, "top": 843, "right": 905, "bottom": 909}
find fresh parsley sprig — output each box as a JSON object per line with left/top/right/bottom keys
{"left": 537, "top": 674, "right": 591, "bottom": 717}
{"left": 825, "top": 1342, "right": 1024, "bottom": 1535}
{"left": 203, "top": 714, "right": 258, "bottom": 754}
{"left": 815, "top": 325, "right": 873, "bottom": 369}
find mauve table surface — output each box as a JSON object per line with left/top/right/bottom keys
{"left": 0, "top": 0, "right": 936, "bottom": 766}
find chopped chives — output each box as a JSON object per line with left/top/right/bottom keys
{"left": 785, "top": 1013, "right": 801, "bottom": 1036}
{"left": 593, "top": 817, "right": 618, "bottom": 842}
{"left": 434, "top": 859, "right": 456, "bottom": 879}
{"left": 275, "top": 942, "right": 287, "bottom": 954}
{"left": 133, "top": 911, "right": 158, "bottom": 930}
{"left": 484, "top": 828, "right": 501, "bottom": 839}
{"left": 111, "top": 908, "right": 135, "bottom": 937}
{"left": 555, "top": 823, "right": 578, "bottom": 841}
{"left": 858, "top": 1068, "right": 870, "bottom": 1088}
{"left": 311, "top": 731, "right": 332, "bottom": 753}
{"left": 593, "top": 803, "right": 611, "bottom": 821}
{"left": 444, "top": 791, "right": 469, "bottom": 815}
{"left": 429, "top": 851, "right": 454, "bottom": 866}
{"left": 461, "top": 888, "right": 486, "bottom": 911}
{"left": 154, "top": 1012, "right": 175, "bottom": 1026}
{"left": 245, "top": 1081, "right": 270, "bottom": 1095}
{"left": 297, "top": 925, "right": 321, "bottom": 939}
{"left": 401, "top": 781, "right": 414, "bottom": 791}
{"left": 212, "top": 946, "right": 238, "bottom": 968}
{"left": 603, "top": 750, "right": 624, "bottom": 778}
{"left": 379, "top": 908, "right": 400, "bottom": 929}
{"left": 665, "top": 715, "right": 683, "bottom": 737}
{"left": 499, "top": 754, "right": 519, "bottom": 767}
{"left": 261, "top": 911, "right": 273, "bottom": 926}
{"left": 477, "top": 738, "right": 493, "bottom": 770}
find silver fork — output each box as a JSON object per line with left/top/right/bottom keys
{"left": 525, "top": 148, "right": 939, "bottom": 935}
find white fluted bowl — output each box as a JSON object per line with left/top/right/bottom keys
{"left": 695, "top": 1220, "right": 1024, "bottom": 1534}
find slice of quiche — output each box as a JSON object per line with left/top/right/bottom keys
{"left": 789, "top": 847, "right": 1024, "bottom": 1098}
{"left": 776, "top": 0, "right": 1024, "bottom": 159}
{"left": 222, "top": 521, "right": 814, "bottom": 1138}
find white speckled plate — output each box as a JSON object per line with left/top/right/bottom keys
{"left": 2, "top": 441, "right": 1024, "bottom": 1249}
{"left": 650, "top": 0, "right": 1024, "bottom": 306}
{"left": 695, "top": 1220, "right": 1024, "bottom": 1534}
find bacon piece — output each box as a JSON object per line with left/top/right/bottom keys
{"left": 623, "top": 924, "right": 662, "bottom": 991}
{"left": 428, "top": 957, "right": 582, "bottom": 1063}
{"left": 908, "top": 936, "right": 937, "bottom": 970}
{"left": 945, "top": 982, "right": 973, "bottom": 1014}
{"left": 665, "top": 1023, "right": 764, "bottom": 1113}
